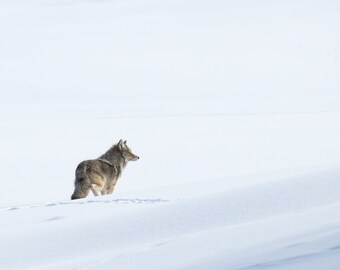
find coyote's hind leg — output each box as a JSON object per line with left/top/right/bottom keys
{"left": 90, "top": 185, "right": 102, "bottom": 196}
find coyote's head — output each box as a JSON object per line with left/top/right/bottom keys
{"left": 117, "top": 139, "right": 140, "bottom": 161}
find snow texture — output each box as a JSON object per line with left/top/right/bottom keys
{"left": 0, "top": 0, "right": 340, "bottom": 269}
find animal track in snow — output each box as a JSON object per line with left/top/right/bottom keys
{"left": 0, "top": 198, "right": 169, "bottom": 213}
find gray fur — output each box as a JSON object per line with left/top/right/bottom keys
{"left": 71, "top": 139, "right": 139, "bottom": 200}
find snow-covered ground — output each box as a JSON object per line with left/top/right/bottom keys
{"left": 0, "top": 0, "right": 340, "bottom": 269}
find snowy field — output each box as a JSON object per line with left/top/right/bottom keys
{"left": 0, "top": 0, "right": 340, "bottom": 269}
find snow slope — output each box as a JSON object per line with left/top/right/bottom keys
{"left": 0, "top": 0, "right": 340, "bottom": 269}
{"left": 2, "top": 169, "right": 340, "bottom": 269}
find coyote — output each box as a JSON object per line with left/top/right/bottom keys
{"left": 71, "top": 139, "right": 139, "bottom": 200}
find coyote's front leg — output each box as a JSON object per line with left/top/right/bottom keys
{"left": 107, "top": 178, "right": 118, "bottom": 194}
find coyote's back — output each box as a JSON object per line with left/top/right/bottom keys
{"left": 71, "top": 139, "right": 139, "bottom": 200}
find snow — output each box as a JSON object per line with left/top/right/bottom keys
{"left": 1, "top": 0, "right": 340, "bottom": 269}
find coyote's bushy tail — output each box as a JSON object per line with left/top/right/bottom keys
{"left": 71, "top": 178, "right": 91, "bottom": 200}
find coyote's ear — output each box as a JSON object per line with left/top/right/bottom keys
{"left": 124, "top": 140, "right": 127, "bottom": 145}
{"left": 118, "top": 139, "right": 124, "bottom": 150}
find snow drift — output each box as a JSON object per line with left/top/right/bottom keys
{"left": 0, "top": 0, "right": 340, "bottom": 269}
